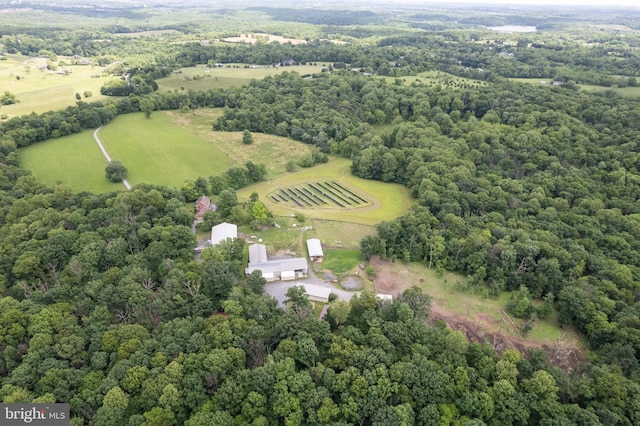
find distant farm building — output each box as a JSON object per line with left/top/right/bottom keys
{"left": 211, "top": 222, "right": 237, "bottom": 245}
{"left": 245, "top": 243, "right": 308, "bottom": 281}
{"left": 306, "top": 238, "right": 324, "bottom": 262}
{"left": 195, "top": 195, "right": 216, "bottom": 220}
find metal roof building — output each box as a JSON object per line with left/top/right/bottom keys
{"left": 245, "top": 243, "right": 308, "bottom": 281}
{"left": 211, "top": 222, "right": 237, "bottom": 245}
{"left": 306, "top": 238, "right": 324, "bottom": 261}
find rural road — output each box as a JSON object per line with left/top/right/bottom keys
{"left": 93, "top": 126, "right": 131, "bottom": 190}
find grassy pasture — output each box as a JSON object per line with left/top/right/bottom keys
{"left": 382, "top": 70, "right": 488, "bottom": 89}
{"left": 19, "top": 130, "right": 124, "bottom": 193}
{"left": 0, "top": 54, "right": 112, "bottom": 117}
{"left": 164, "top": 109, "right": 314, "bottom": 176}
{"left": 510, "top": 77, "right": 640, "bottom": 99}
{"left": 373, "top": 258, "right": 585, "bottom": 348}
{"left": 311, "top": 220, "right": 375, "bottom": 250}
{"left": 156, "top": 64, "right": 325, "bottom": 92}
{"left": 321, "top": 249, "right": 362, "bottom": 274}
{"left": 97, "top": 112, "right": 235, "bottom": 188}
{"left": 238, "top": 157, "right": 414, "bottom": 226}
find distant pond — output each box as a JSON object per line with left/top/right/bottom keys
{"left": 487, "top": 25, "right": 537, "bottom": 33}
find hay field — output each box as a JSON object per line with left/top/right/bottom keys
{"left": 97, "top": 112, "right": 235, "bottom": 188}
{"left": 19, "top": 130, "right": 124, "bottom": 193}
{"left": 0, "top": 54, "right": 112, "bottom": 117}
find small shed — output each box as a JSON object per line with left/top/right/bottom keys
{"left": 300, "top": 283, "right": 331, "bottom": 303}
{"left": 376, "top": 293, "right": 393, "bottom": 301}
{"left": 307, "top": 238, "right": 324, "bottom": 262}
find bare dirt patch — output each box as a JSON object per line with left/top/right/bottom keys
{"left": 370, "top": 256, "right": 586, "bottom": 369}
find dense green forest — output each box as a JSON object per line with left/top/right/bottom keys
{"left": 2, "top": 1, "right": 640, "bottom": 424}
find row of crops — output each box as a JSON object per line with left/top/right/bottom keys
{"left": 270, "top": 181, "right": 368, "bottom": 208}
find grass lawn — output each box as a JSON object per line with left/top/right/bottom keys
{"left": 238, "top": 157, "right": 414, "bottom": 226}
{"left": 311, "top": 219, "right": 375, "bottom": 250}
{"left": 157, "top": 64, "right": 325, "bottom": 92}
{"left": 0, "top": 54, "right": 113, "bottom": 117}
{"left": 98, "top": 111, "right": 236, "bottom": 188}
{"left": 19, "top": 130, "right": 124, "bottom": 193}
{"left": 321, "top": 249, "right": 362, "bottom": 275}
{"left": 164, "top": 109, "right": 314, "bottom": 176}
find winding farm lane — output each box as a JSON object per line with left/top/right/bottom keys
{"left": 93, "top": 126, "right": 131, "bottom": 190}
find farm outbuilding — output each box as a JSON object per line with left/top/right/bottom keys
{"left": 298, "top": 283, "right": 331, "bottom": 303}
{"left": 306, "top": 238, "right": 324, "bottom": 262}
{"left": 211, "top": 222, "right": 237, "bottom": 245}
{"left": 245, "top": 243, "right": 308, "bottom": 281}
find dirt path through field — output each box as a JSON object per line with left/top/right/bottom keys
{"left": 93, "top": 126, "right": 131, "bottom": 190}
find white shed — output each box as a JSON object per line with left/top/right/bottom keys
{"left": 306, "top": 238, "right": 324, "bottom": 262}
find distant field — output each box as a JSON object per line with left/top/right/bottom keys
{"left": 98, "top": 112, "right": 235, "bottom": 188}
{"left": 164, "top": 109, "right": 314, "bottom": 176}
{"left": 238, "top": 157, "right": 414, "bottom": 226}
{"left": 157, "top": 64, "right": 325, "bottom": 92}
{"left": 510, "top": 77, "right": 640, "bottom": 99}
{"left": 222, "top": 33, "right": 308, "bottom": 45}
{"left": 382, "top": 70, "right": 488, "bottom": 89}
{"left": 19, "top": 130, "right": 124, "bottom": 193}
{"left": 0, "top": 54, "right": 112, "bottom": 117}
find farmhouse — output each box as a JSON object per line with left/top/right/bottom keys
{"left": 195, "top": 195, "right": 216, "bottom": 221}
{"left": 306, "top": 238, "right": 324, "bottom": 262}
{"left": 211, "top": 222, "right": 237, "bottom": 245}
{"left": 245, "top": 243, "right": 308, "bottom": 281}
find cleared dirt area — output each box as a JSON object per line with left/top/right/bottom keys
{"left": 370, "top": 256, "right": 586, "bottom": 370}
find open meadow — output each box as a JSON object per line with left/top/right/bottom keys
{"left": 238, "top": 157, "right": 414, "bottom": 226}
{"left": 157, "top": 64, "right": 325, "bottom": 92}
{"left": 369, "top": 257, "right": 586, "bottom": 351}
{"left": 19, "top": 130, "right": 124, "bottom": 193}
{"left": 165, "top": 109, "right": 315, "bottom": 176}
{"left": 509, "top": 77, "right": 640, "bottom": 99}
{"left": 0, "top": 54, "right": 112, "bottom": 117}
{"left": 97, "top": 112, "right": 235, "bottom": 188}
{"left": 382, "top": 70, "right": 489, "bottom": 89}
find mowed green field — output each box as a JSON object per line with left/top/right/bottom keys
{"left": 19, "top": 130, "right": 124, "bottom": 193}
{"left": 238, "top": 157, "right": 414, "bottom": 226}
{"left": 98, "top": 112, "right": 235, "bottom": 188}
{"left": 0, "top": 54, "right": 113, "bottom": 117}
{"left": 157, "top": 64, "right": 326, "bottom": 92}
{"left": 164, "top": 109, "right": 315, "bottom": 176}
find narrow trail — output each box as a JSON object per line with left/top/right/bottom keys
{"left": 93, "top": 126, "right": 131, "bottom": 190}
